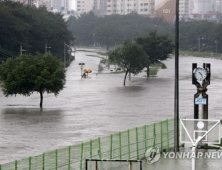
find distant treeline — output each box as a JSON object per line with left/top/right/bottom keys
{"left": 68, "top": 12, "right": 222, "bottom": 53}
{"left": 0, "top": 1, "right": 73, "bottom": 60}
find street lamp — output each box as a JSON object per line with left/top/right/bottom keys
{"left": 20, "top": 46, "right": 26, "bottom": 56}
{"left": 214, "top": 40, "right": 218, "bottom": 53}
{"left": 64, "top": 42, "right": 72, "bottom": 69}
{"left": 79, "top": 63, "right": 85, "bottom": 79}
{"left": 45, "top": 44, "right": 51, "bottom": 53}
{"left": 93, "top": 33, "right": 95, "bottom": 47}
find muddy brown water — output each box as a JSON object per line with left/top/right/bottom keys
{"left": 0, "top": 48, "right": 222, "bottom": 166}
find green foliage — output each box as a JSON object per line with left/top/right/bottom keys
{"left": 136, "top": 31, "right": 174, "bottom": 64}
{"left": 108, "top": 41, "right": 148, "bottom": 85}
{"left": 67, "top": 12, "right": 173, "bottom": 48}
{"left": 0, "top": 53, "right": 66, "bottom": 108}
{"left": 0, "top": 1, "right": 73, "bottom": 58}
{"left": 179, "top": 21, "right": 222, "bottom": 53}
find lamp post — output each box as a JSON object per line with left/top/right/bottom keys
{"left": 64, "top": 42, "right": 72, "bottom": 69}
{"left": 93, "top": 33, "right": 95, "bottom": 47}
{"left": 79, "top": 63, "right": 85, "bottom": 79}
{"left": 214, "top": 40, "right": 218, "bottom": 53}
{"left": 20, "top": 46, "right": 26, "bottom": 56}
{"left": 45, "top": 44, "right": 51, "bottom": 53}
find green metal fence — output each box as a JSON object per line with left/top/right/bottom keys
{"left": 0, "top": 118, "right": 175, "bottom": 170}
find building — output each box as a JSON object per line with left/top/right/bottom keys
{"left": 106, "top": 0, "right": 155, "bottom": 17}
{"left": 155, "top": 0, "right": 176, "bottom": 22}
{"left": 93, "top": 0, "right": 107, "bottom": 16}
{"left": 192, "top": 0, "right": 211, "bottom": 14}
{"left": 76, "top": 0, "right": 94, "bottom": 13}
{"left": 155, "top": 0, "right": 193, "bottom": 22}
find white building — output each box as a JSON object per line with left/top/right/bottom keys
{"left": 106, "top": 0, "right": 155, "bottom": 17}
{"left": 193, "top": 0, "right": 212, "bottom": 14}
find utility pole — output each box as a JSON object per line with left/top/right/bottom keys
{"left": 20, "top": 46, "right": 26, "bottom": 56}
{"left": 45, "top": 44, "right": 51, "bottom": 53}
{"left": 174, "top": 0, "right": 180, "bottom": 152}
{"left": 64, "top": 42, "right": 66, "bottom": 69}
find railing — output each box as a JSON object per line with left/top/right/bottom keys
{"left": 0, "top": 118, "right": 175, "bottom": 170}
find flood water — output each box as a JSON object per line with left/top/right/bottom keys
{"left": 0, "top": 48, "right": 222, "bottom": 164}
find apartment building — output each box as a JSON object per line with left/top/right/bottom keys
{"left": 93, "top": 0, "right": 107, "bottom": 16}
{"left": 179, "top": 0, "right": 192, "bottom": 19}
{"left": 193, "top": 0, "right": 211, "bottom": 14}
{"left": 76, "top": 0, "right": 94, "bottom": 13}
{"left": 106, "top": 0, "right": 155, "bottom": 17}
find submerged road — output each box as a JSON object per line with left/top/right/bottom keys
{"left": 0, "top": 48, "right": 221, "bottom": 164}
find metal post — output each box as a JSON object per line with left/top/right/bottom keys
{"left": 110, "top": 134, "right": 113, "bottom": 159}
{"left": 85, "top": 159, "right": 88, "bottom": 170}
{"left": 15, "top": 160, "right": 17, "bottom": 170}
{"left": 20, "top": 46, "right": 25, "bottom": 56}
{"left": 129, "top": 162, "right": 132, "bottom": 170}
{"left": 128, "top": 129, "right": 130, "bottom": 159}
{"left": 166, "top": 119, "right": 170, "bottom": 151}
{"left": 174, "top": 0, "right": 180, "bottom": 152}
{"left": 119, "top": 132, "right": 121, "bottom": 159}
{"left": 90, "top": 140, "right": 92, "bottom": 158}
{"left": 68, "top": 146, "right": 71, "bottom": 170}
{"left": 136, "top": 127, "right": 139, "bottom": 159}
{"left": 161, "top": 121, "right": 163, "bottom": 150}
{"left": 29, "top": 156, "right": 31, "bottom": 170}
{"left": 55, "top": 149, "right": 57, "bottom": 170}
{"left": 42, "top": 153, "right": 45, "bottom": 170}
{"left": 64, "top": 42, "right": 66, "bottom": 69}
{"left": 144, "top": 125, "right": 147, "bottom": 151}
{"left": 192, "top": 146, "right": 196, "bottom": 170}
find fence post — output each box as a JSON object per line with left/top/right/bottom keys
{"left": 161, "top": 121, "right": 163, "bottom": 151}
{"left": 90, "top": 140, "right": 92, "bottom": 158}
{"left": 119, "top": 132, "right": 121, "bottom": 159}
{"left": 98, "top": 138, "right": 101, "bottom": 159}
{"left": 110, "top": 134, "right": 113, "bottom": 159}
{"left": 15, "top": 160, "right": 17, "bottom": 170}
{"left": 143, "top": 125, "right": 147, "bottom": 151}
{"left": 166, "top": 119, "right": 170, "bottom": 151}
{"left": 42, "top": 153, "right": 45, "bottom": 170}
{"left": 127, "top": 129, "right": 130, "bottom": 159}
{"left": 29, "top": 156, "right": 31, "bottom": 170}
{"left": 136, "top": 127, "right": 139, "bottom": 159}
{"left": 68, "top": 146, "right": 71, "bottom": 170}
{"left": 80, "top": 143, "right": 84, "bottom": 169}
{"left": 55, "top": 149, "right": 58, "bottom": 170}
{"left": 152, "top": 123, "right": 156, "bottom": 148}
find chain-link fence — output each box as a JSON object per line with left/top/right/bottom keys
{"left": 0, "top": 118, "right": 176, "bottom": 170}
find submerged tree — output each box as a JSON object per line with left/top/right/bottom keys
{"left": 0, "top": 53, "right": 66, "bottom": 108}
{"left": 136, "top": 31, "right": 174, "bottom": 77}
{"left": 108, "top": 41, "right": 148, "bottom": 86}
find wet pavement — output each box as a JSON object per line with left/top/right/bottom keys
{"left": 0, "top": 47, "right": 222, "bottom": 169}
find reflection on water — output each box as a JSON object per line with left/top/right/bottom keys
{"left": 0, "top": 50, "right": 222, "bottom": 166}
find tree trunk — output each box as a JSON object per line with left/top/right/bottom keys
{"left": 123, "top": 69, "right": 129, "bottom": 86}
{"left": 147, "top": 64, "right": 150, "bottom": 77}
{"left": 40, "top": 91, "right": 43, "bottom": 108}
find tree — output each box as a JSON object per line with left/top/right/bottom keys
{"left": 0, "top": 53, "right": 66, "bottom": 108}
{"left": 108, "top": 41, "right": 148, "bottom": 86}
{"left": 0, "top": 1, "right": 73, "bottom": 58}
{"left": 136, "top": 31, "right": 174, "bottom": 77}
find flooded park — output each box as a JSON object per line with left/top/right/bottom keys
{"left": 0, "top": 48, "right": 222, "bottom": 169}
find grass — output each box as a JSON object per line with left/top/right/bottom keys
{"left": 180, "top": 50, "right": 222, "bottom": 59}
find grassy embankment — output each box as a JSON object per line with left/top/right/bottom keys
{"left": 180, "top": 50, "right": 222, "bottom": 59}
{"left": 87, "top": 51, "right": 166, "bottom": 76}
